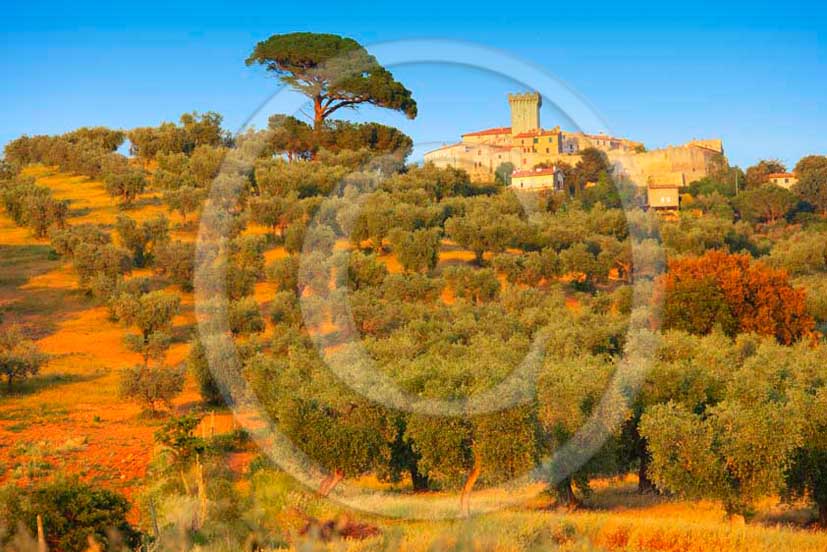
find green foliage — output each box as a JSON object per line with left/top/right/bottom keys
{"left": 349, "top": 191, "right": 396, "bottom": 252}
{"left": 128, "top": 112, "right": 229, "bottom": 160}
{"left": 187, "top": 337, "right": 223, "bottom": 405}
{"left": 268, "top": 255, "right": 300, "bottom": 294}
{"left": 188, "top": 144, "right": 226, "bottom": 186}
{"left": 246, "top": 32, "right": 417, "bottom": 127}
{"left": 660, "top": 213, "right": 755, "bottom": 256}
{"left": 154, "top": 240, "right": 196, "bottom": 290}
{"left": 49, "top": 223, "right": 110, "bottom": 257}
{"left": 445, "top": 197, "right": 520, "bottom": 264}
{"left": 342, "top": 250, "right": 388, "bottom": 290}
{"left": 72, "top": 242, "right": 132, "bottom": 292}
{"left": 154, "top": 413, "right": 207, "bottom": 466}
{"left": 103, "top": 164, "right": 147, "bottom": 207}
{"left": 228, "top": 296, "right": 265, "bottom": 335}
{"left": 319, "top": 119, "right": 414, "bottom": 163}
{"left": 642, "top": 399, "right": 802, "bottom": 518}
{"left": 254, "top": 157, "right": 347, "bottom": 198}
{"left": 745, "top": 159, "right": 786, "bottom": 189}
{"left": 385, "top": 163, "right": 474, "bottom": 201}
{"left": 249, "top": 194, "right": 297, "bottom": 237}
{"left": 660, "top": 276, "right": 737, "bottom": 336}
{"left": 112, "top": 290, "right": 180, "bottom": 365}
{"left": 0, "top": 478, "right": 139, "bottom": 552}
{"left": 163, "top": 186, "right": 205, "bottom": 223}
{"left": 0, "top": 325, "right": 47, "bottom": 392}
{"left": 640, "top": 339, "right": 827, "bottom": 518}
{"left": 119, "top": 363, "right": 185, "bottom": 413}
{"left": 389, "top": 227, "right": 442, "bottom": 273}
{"left": 733, "top": 184, "right": 798, "bottom": 223}
{"left": 0, "top": 176, "right": 68, "bottom": 238}
{"left": 567, "top": 147, "right": 611, "bottom": 192}
{"left": 443, "top": 265, "right": 500, "bottom": 304}
{"left": 115, "top": 214, "right": 170, "bottom": 267}
{"left": 794, "top": 155, "right": 827, "bottom": 214}
{"left": 494, "top": 162, "right": 514, "bottom": 186}
{"left": 4, "top": 128, "right": 124, "bottom": 178}
{"left": 578, "top": 171, "right": 622, "bottom": 209}
{"left": 766, "top": 231, "right": 827, "bottom": 276}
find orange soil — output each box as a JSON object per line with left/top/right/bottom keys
{"left": 0, "top": 168, "right": 202, "bottom": 519}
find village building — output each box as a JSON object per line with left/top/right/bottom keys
{"left": 423, "top": 92, "right": 726, "bottom": 205}
{"left": 767, "top": 172, "right": 798, "bottom": 189}
{"left": 647, "top": 182, "right": 681, "bottom": 211}
{"left": 511, "top": 167, "right": 565, "bottom": 191}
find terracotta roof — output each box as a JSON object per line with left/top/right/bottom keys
{"left": 512, "top": 167, "right": 557, "bottom": 178}
{"left": 461, "top": 127, "right": 511, "bottom": 137}
{"left": 513, "top": 129, "right": 561, "bottom": 139}
{"left": 767, "top": 172, "right": 795, "bottom": 179}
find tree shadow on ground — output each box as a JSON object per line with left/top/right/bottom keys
{"left": 0, "top": 244, "right": 101, "bottom": 339}
{"left": 0, "top": 369, "right": 106, "bottom": 400}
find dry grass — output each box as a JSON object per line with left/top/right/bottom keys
{"left": 297, "top": 480, "right": 827, "bottom": 551}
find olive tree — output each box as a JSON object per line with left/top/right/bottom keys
{"left": 0, "top": 325, "right": 47, "bottom": 392}
{"left": 114, "top": 291, "right": 183, "bottom": 413}
{"left": 389, "top": 227, "right": 441, "bottom": 273}
{"left": 103, "top": 165, "right": 147, "bottom": 207}
{"left": 115, "top": 214, "right": 170, "bottom": 267}
{"left": 154, "top": 240, "right": 196, "bottom": 290}
{"left": 640, "top": 340, "right": 810, "bottom": 519}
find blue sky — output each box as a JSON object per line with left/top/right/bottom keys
{"left": 1, "top": 1, "right": 825, "bottom": 168}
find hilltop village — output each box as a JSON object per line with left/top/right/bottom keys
{"left": 424, "top": 92, "right": 725, "bottom": 208}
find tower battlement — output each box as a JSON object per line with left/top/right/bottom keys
{"left": 508, "top": 92, "right": 541, "bottom": 136}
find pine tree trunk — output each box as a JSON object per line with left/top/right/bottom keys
{"left": 313, "top": 96, "right": 325, "bottom": 130}
{"left": 819, "top": 501, "right": 827, "bottom": 528}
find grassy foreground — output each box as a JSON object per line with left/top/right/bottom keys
{"left": 291, "top": 479, "right": 827, "bottom": 552}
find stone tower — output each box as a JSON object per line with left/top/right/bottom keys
{"left": 508, "top": 92, "right": 541, "bottom": 136}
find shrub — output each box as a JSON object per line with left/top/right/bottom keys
{"left": 0, "top": 478, "right": 140, "bottom": 552}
